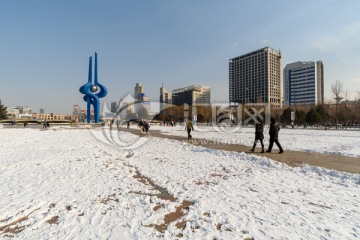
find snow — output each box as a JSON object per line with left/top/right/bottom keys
{"left": 1, "top": 127, "right": 359, "bottom": 239}
{"left": 154, "top": 125, "right": 360, "bottom": 158}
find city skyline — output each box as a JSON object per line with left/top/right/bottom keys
{"left": 1, "top": 1, "right": 360, "bottom": 114}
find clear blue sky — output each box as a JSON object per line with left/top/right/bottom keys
{"left": 1, "top": 0, "right": 360, "bottom": 114}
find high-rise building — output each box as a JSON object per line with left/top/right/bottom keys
{"left": 172, "top": 85, "right": 211, "bottom": 106}
{"left": 283, "top": 61, "right": 324, "bottom": 106}
{"left": 134, "top": 83, "right": 150, "bottom": 114}
{"left": 39, "top": 108, "right": 44, "bottom": 114}
{"left": 134, "top": 83, "right": 144, "bottom": 101}
{"left": 110, "top": 101, "right": 118, "bottom": 113}
{"left": 229, "top": 47, "right": 282, "bottom": 109}
{"left": 160, "top": 84, "right": 172, "bottom": 112}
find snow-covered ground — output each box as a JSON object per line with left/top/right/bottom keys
{"left": 1, "top": 127, "right": 359, "bottom": 239}
{"left": 153, "top": 125, "right": 360, "bottom": 158}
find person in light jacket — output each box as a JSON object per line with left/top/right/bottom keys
{"left": 185, "top": 120, "right": 194, "bottom": 139}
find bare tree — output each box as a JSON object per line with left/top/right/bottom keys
{"left": 331, "top": 80, "right": 343, "bottom": 100}
{"left": 331, "top": 80, "right": 343, "bottom": 129}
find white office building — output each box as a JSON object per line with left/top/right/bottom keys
{"left": 283, "top": 61, "right": 324, "bottom": 106}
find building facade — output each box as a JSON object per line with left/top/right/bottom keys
{"left": 283, "top": 61, "right": 324, "bottom": 106}
{"left": 172, "top": 85, "right": 211, "bottom": 106}
{"left": 160, "top": 85, "right": 172, "bottom": 112}
{"left": 134, "top": 83, "right": 144, "bottom": 101}
{"left": 110, "top": 101, "right": 118, "bottom": 113}
{"left": 229, "top": 47, "right": 282, "bottom": 109}
{"left": 134, "top": 83, "right": 150, "bottom": 114}
{"left": 35, "top": 113, "right": 66, "bottom": 121}
{"left": 7, "top": 106, "right": 33, "bottom": 119}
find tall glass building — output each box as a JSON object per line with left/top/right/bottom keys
{"left": 283, "top": 61, "right": 324, "bottom": 106}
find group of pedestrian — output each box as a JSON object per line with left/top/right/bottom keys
{"left": 43, "top": 121, "right": 50, "bottom": 129}
{"left": 138, "top": 119, "right": 150, "bottom": 134}
{"left": 250, "top": 117, "right": 284, "bottom": 154}
{"left": 163, "top": 121, "right": 176, "bottom": 127}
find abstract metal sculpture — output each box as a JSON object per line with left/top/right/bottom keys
{"left": 79, "top": 52, "right": 107, "bottom": 123}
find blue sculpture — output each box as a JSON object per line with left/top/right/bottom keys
{"left": 79, "top": 52, "right": 107, "bottom": 123}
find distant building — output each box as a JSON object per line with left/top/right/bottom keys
{"left": 72, "top": 105, "right": 86, "bottom": 122}
{"left": 134, "top": 83, "right": 151, "bottom": 114}
{"left": 110, "top": 101, "right": 118, "bottom": 113}
{"left": 36, "top": 113, "right": 66, "bottom": 121}
{"left": 13, "top": 106, "right": 32, "bottom": 114}
{"left": 160, "top": 84, "right": 172, "bottom": 112}
{"left": 39, "top": 108, "right": 45, "bottom": 114}
{"left": 7, "top": 106, "right": 33, "bottom": 119}
{"left": 73, "top": 105, "right": 82, "bottom": 115}
{"left": 283, "top": 61, "right": 324, "bottom": 106}
{"left": 7, "top": 108, "right": 19, "bottom": 119}
{"left": 134, "top": 83, "right": 144, "bottom": 100}
{"left": 229, "top": 47, "right": 283, "bottom": 109}
{"left": 172, "top": 85, "right": 211, "bottom": 106}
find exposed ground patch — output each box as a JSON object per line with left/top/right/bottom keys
{"left": 127, "top": 165, "right": 193, "bottom": 234}
{"left": 45, "top": 216, "right": 59, "bottom": 224}
{"left": 0, "top": 207, "right": 40, "bottom": 237}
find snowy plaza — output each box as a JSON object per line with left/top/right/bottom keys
{"left": 0, "top": 126, "right": 359, "bottom": 239}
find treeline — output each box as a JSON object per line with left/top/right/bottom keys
{"left": 280, "top": 102, "right": 360, "bottom": 126}
{"left": 0, "top": 100, "right": 7, "bottom": 120}
{"left": 154, "top": 105, "right": 212, "bottom": 123}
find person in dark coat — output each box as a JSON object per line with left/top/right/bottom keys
{"left": 138, "top": 120, "right": 145, "bottom": 134}
{"left": 266, "top": 117, "right": 284, "bottom": 153}
{"left": 250, "top": 118, "right": 264, "bottom": 153}
{"left": 144, "top": 121, "right": 150, "bottom": 134}
{"left": 185, "top": 120, "right": 194, "bottom": 139}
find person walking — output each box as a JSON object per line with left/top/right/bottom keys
{"left": 109, "top": 119, "right": 114, "bottom": 130}
{"left": 250, "top": 118, "right": 265, "bottom": 153}
{"left": 266, "top": 117, "right": 284, "bottom": 154}
{"left": 116, "top": 119, "right": 120, "bottom": 130}
{"left": 138, "top": 120, "right": 145, "bottom": 134}
{"left": 185, "top": 120, "right": 194, "bottom": 139}
{"left": 144, "top": 120, "right": 150, "bottom": 134}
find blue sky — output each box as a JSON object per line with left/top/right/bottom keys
{"left": 1, "top": 0, "right": 360, "bottom": 113}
